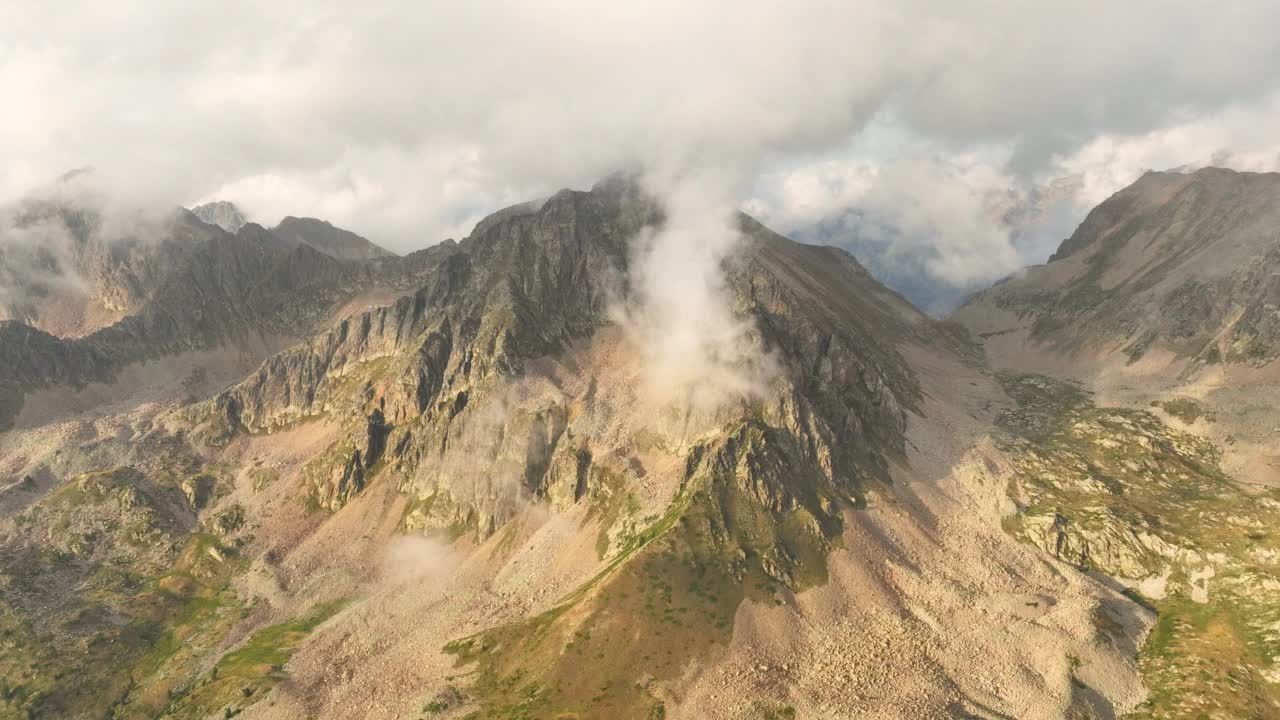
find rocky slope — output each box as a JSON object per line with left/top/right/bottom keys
{"left": 952, "top": 167, "right": 1280, "bottom": 718}
{"left": 191, "top": 201, "right": 248, "bottom": 234}
{"left": 994, "top": 372, "right": 1280, "bottom": 718}
{"left": 271, "top": 216, "right": 397, "bottom": 261}
{"left": 7, "top": 171, "right": 1279, "bottom": 720}
{"left": 954, "top": 167, "right": 1280, "bottom": 368}
{"left": 951, "top": 167, "right": 1280, "bottom": 491}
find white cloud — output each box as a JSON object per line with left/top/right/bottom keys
{"left": 744, "top": 91, "right": 1280, "bottom": 313}
{"left": 1054, "top": 95, "right": 1280, "bottom": 206}
{"left": 5, "top": 1, "right": 1280, "bottom": 255}
{"left": 746, "top": 140, "right": 1049, "bottom": 293}
{"left": 5, "top": 0, "right": 1280, "bottom": 337}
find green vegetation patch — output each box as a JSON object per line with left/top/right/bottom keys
{"left": 582, "top": 463, "right": 641, "bottom": 559}
{"left": 1130, "top": 595, "right": 1280, "bottom": 719}
{"left": 995, "top": 373, "right": 1280, "bottom": 718}
{"left": 161, "top": 600, "right": 346, "bottom": 719}
{"left": 1151, "top": 397, "right": 1216, "bottom": 425}
{"left": 0, "top": 458, "right": 276, "bottom": 720}
{"left": 444, "top": 420, "right": 848, "bottom": 719}
{"left": 0, "top": 524, "right": 246, "bottom": 720}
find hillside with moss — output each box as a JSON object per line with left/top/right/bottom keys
{"left": 0, "top": 177, "right": 960, "bottom": 720}
{"left": 996, "top": 373, "right": 1280, "bottom": 718}
{"left": 6, "top": 169, "right": 1280, "bottom": 719}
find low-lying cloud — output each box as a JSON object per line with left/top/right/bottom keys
{"left": 612, "top": 171, "right": 779, "bottom": 418}
{"left": 7, "top": 1, "right": 1280, "bottom": 338}
{"left": 744, "top": 97, "right": 1280, "bottom": 314}
{"left": 0, "top": 171, "right": 180, "bottom": 324}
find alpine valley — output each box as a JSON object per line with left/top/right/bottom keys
{"left": 2, "top": 167, "right": 1280, "bottom": 720}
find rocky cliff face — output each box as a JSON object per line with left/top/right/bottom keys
{"left": 190, "top": 200, "right": 248, "bottom": 234}
{"left": 203, "top": 178, "right": 931, "bottom": 545}
{"left": 954, "top": 167, "right": 1280, "bottom": 367}
{"left": 0, "top": 199, "right": 460, "bottom": 431}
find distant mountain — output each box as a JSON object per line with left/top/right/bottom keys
{"left": 0, "top": 195, "right": 454, "bottom": 431}
{"left": 1, "top": 198, "right": 241, "bottom": 336}
{"left": 272, "top": 216, "right": 396, "bottom": 261}
{"left": 192, "top": 202, "right": 397, "bottom": 261}
{"left": 190, "top": 200, "right": 248, "bottom": 233}
{"left": 792, "top": 174, "right": 1086, "bottom": 317}
{"left": 954, "top": 167, "right": 1280, "bottom": 367}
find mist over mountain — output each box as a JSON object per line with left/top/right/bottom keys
{"left": 748, "top": 164, "right": 1104, "bottom": 316}
{"left": 191, "top": 201, "right": 248, "bottom": 234}
{"left": 7, "top": 3, "right": 1280, "bottom": 719}
{"left": 3, "top": 167, "right": 1280, "bottom": 718}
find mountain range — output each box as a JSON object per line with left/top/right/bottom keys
{"left": 1, "top": 168, "right": 1278, "bottom": 719}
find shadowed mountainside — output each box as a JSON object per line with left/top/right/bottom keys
{"left": 954, "top": 167, "right": 1280, "bottom": 368}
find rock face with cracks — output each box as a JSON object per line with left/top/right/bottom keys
{"left": 204, "top": 178, "right": 921, "bottom": 546}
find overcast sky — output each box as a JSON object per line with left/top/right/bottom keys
{"left": 6, "top": 0, "right": 1280, "bottom": 296}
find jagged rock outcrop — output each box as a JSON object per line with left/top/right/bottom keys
{"left": 180, "top": 474, "right": 216, "bottom": 511}
{"left": 330, "top": 450, "right": 366, "bottom": 509}
{"left": 208, "top": 180, "right": 655, "bottom": 516}
{"left": 206, "top": 177, "right": 939, "bottom": 544}
{"left": 190, "top": 200, "right": 248, "bottom": 233}
{"left": 996, "top": 372, "right": 1242, "bottom": 582}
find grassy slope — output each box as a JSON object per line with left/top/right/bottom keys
{"left": 0, "top": 465, "right": 340, "bottom": 720}
{"left": 996, "top": 373, "right": 1280, "bottom": 719}
{"left": 443, "top": 421, "right": 847, "bottom": 719}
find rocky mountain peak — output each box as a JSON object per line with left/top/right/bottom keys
{"left": 190, "top": 200, "right": 248, "bottom": 233}
{"left": 954, "top": 166, "right": 1280, "bottom": 367}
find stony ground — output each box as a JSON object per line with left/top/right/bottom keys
{"left": 673, "top": 348, "right": 1151, "bottom": 720}
{"left": 996, "top": 372, "right": 1280, "bottom": 719}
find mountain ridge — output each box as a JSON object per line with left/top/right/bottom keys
{"left": 271, "top": 215, "right": 397, "bottom": 261}
{"left": 954, "top": 166, "right": 1280, "bottom": 369}
{"left": 2, "top": 170, "right": 1278, "bottom": 719}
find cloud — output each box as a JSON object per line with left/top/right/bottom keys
{"left": 0, "top": 171, "right": 181, "bottom": 323}
{"left": 743, "top": 140, "right": 1073, "bottom": 313}
{"left": 7, "top": 0, "right": 1280, "bottom": 337}
{"left": 612, "top": 171, "right": 780, "bottom": 419}
{"left": 6, "top": 1, "right": 1280, "bottom": 255}
{"left": 744, "top": 91, "right": 1280, "bottom": 314}
{"left": 1053, "top": 95, "right": 1280, "bottom": 206}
